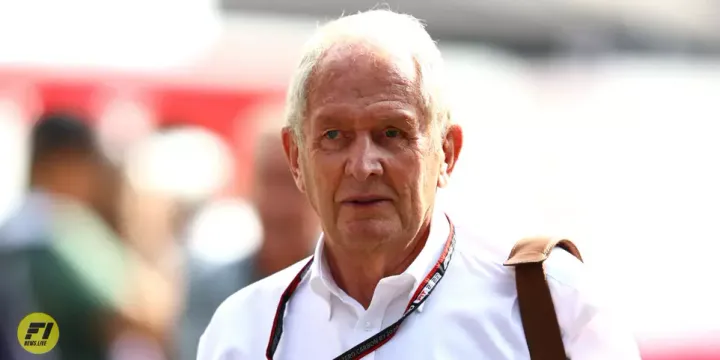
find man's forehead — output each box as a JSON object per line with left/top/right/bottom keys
{"left": 306, "top": 41, "right": 421, "bottom": 110}
{"left": 312, "top": 41, "right": 417, "bottom": 86}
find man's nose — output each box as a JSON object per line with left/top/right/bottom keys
{"left": 345, "top": 133, "right": 383, "bottom": 181}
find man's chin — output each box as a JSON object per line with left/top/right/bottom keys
{"left": 337, "top": 218, "right": 400, "bottom": 244}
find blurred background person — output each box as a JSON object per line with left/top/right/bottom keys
{"left": 0, "top": 112, "right": 185, "bottom": 360}
{"left": 112, "top": 125, "right": 201, "bottom": 360}
{"left": 176, "top": 128, "right": 319, "bottom": 360}
{"left": 0, "top": 112, "right": 129, "bottom": 360}
{"left": 249, "top": 129, "right": 320, "bottom": 277}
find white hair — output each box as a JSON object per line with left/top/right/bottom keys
{"left": 284, "top": 9, "right": 451, "bottom": 144}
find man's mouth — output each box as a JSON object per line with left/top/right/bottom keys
{"left": 348, "top": 199, "right": 387, "bottom": 205}
{"left": 342, "top": 196, "right": 391, "bottom": 206}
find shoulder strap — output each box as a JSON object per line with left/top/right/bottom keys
{"left": 503, "top": 237, "right": 583, "bottom": 360}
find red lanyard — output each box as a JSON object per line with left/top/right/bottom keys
{"left": 265, "top": 217, "right": 456, "bottom": 360}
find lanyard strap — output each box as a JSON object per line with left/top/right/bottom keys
{"left": 265, "top": 219, "right": 456, "bottom": 360}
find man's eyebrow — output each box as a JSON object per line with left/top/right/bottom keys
{"left": 378, "top": 112, "right": 419, "bottom": 127}
{"left": 310, "top": 108, "right": 420, "bottom": 128}
{"left": 312, "top": 114, "right": 344, "bottom": 128}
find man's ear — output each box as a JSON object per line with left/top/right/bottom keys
{"left": 437, "top": 124, "right": 463, "bottom": 188}
{"left": 282, "top": 127, "right": 306, "bottom": 193}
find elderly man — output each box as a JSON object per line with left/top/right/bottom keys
{"left": 197, "top": 9, "right": 640, "bottom": 360}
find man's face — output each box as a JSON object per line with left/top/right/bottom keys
{"left": 283, "top": 42, "right": 462, "bottom": 248}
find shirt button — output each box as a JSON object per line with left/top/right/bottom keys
{"left": 363, "top": 322, "right": 372, "bottom": 331}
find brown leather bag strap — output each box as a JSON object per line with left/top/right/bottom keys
{"left": 503, "top": 237, "right": 583, "bottom": 360}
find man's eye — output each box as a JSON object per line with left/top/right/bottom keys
{"left": 384, "top": 129, "right": 401, "bottom": 138}
{"left": 324, "top": 130, "right": 340, "bottom": 140}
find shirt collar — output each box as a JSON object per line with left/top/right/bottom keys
{"left": 308, "top": 207, "right": 451, "bottom": 319}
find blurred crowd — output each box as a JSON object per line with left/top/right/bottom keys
{"left": 0, "top": 111, "right": 320, "bottom": 360}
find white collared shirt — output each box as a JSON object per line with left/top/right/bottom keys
{"left": 197, "top": 210, "right": 640, "bottom": 360}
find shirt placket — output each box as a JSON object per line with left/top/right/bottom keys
{"left": 352, "top": 279, "right": 411, "bottom": 360}
{"left": 354, "top": 310, "right": 383, "bottom": 360}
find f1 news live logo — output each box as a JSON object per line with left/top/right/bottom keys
{"left": 16, "top": 313, "right": 59, "bottom": 354}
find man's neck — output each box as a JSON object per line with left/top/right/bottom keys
{"left": 324, "top": 221, "right": 431, "bottom": 309}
